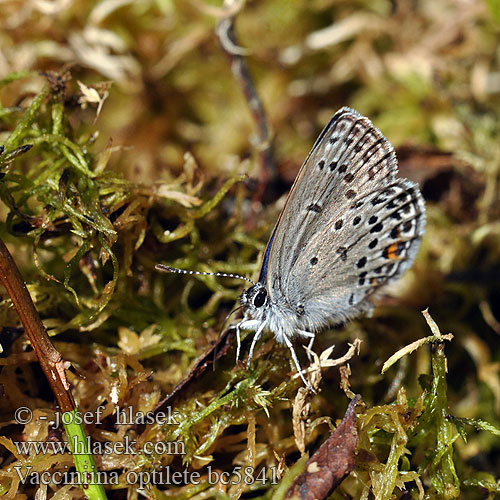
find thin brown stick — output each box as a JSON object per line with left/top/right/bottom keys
{"left": 0, "top": 238, "right": 74, "bottom": 412}
{"left": 216, "top": 11, "right": 275, "bottom": 190}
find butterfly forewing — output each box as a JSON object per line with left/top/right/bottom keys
{"left": 265, "top": 109, "right": 396, "bottom": 297}
{"left": 262, "top": 108, "right": 425, "bottom": 327}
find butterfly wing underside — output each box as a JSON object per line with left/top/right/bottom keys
{"left": 261, "top": 107, "right": 425, "bottom": 329}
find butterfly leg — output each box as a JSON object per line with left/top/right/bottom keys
{"left": 246, "top": 322, "right": 266, "bottom": 368}
{"left": 235, "top": 319, "right": 261, "bottom": 363}
{"left": 307, "top": 334, "right": 315, "bottom": 352}
{"left": 283, "top": 335, "right": 315, "bottom": 393}
{"left": 298, "top": 330, "right": 315, "bottom": 362}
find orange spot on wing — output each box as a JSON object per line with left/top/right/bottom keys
{"left": 383, "top": 242, "right": 400, "bottom": 260}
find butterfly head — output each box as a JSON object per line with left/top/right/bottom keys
{"left": 240, "top": 282, "right": 269, "bottom": 314}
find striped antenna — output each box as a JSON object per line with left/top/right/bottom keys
{"left": 155, "top": 264, "right": 255, "bottom": 286}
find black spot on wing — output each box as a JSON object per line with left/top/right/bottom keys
{"left": 307, "top": 203, "right": 322, "bottom": 213}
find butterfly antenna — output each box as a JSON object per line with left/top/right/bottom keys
{"left": 155, "top": 264, "right": 255, "bottom": 286}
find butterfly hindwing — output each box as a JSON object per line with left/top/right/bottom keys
{"left": 285, "top": 178, "right": 425, "bottom": 329}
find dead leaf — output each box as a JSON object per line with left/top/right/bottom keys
{"left": 285, "top": 394, "right": 360, "bottom": 500}
{"left": 292, "top": 387, "right": 310, "bottom": 455}
{"left": 77, "top": 80, "right": 110, "bottom": 119}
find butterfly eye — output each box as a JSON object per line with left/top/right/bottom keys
{"left": 253, "top": 290, "right": 266, "bottom": 308}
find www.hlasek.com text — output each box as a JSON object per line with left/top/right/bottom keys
{"left": 14, "top": 435, "right": 184, "bottom": 456}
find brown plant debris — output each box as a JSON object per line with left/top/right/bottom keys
{"left": 153, "top": 326, "right": 235, "bottom": 411}
{"left": 285, "top": 394, "right": 361, "bottom": 500}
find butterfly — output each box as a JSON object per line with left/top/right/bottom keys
{"left": 157, "top": 107, "right": 426, "bottom": 390}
